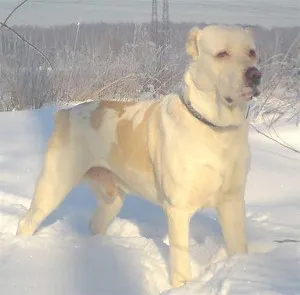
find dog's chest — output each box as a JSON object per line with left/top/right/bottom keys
{"left": 200, "top": 135, "right": 250, "bottom": 206}
{"left": 218, "top": 142, "right": 249, "bottom": 188}
{"left": 167, "top": 128, "right": 250, "bottom": 209}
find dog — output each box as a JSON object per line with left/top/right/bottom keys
{"left": 17, "top": 25, "right": 261, "bottom": 287}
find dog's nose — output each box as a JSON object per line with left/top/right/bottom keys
{"left": 245, "top": 67, "right": 261, "bottom": 85}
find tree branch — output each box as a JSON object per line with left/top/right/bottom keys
{"left": 0, "top": 22, "right": 53, "bottom": 69}
{"left": 250, "top": 124, "right": 300, "bottom": 154}
{"left": 0, "top": 0, "right": 29, "bottom": 29}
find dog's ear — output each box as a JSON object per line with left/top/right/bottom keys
{"left": 186, "top": 27, "right": 202, "bottom": 59}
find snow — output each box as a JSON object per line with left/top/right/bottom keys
{"left": 0, "top": 106, "right": 300, "bottom": 295}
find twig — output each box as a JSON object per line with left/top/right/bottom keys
{"left": 274, "top": 239, "right": 300, "bottom": 243}
{"left": 79, "top": 74, "right": 138, "bottom": 101}
{"left": 250, "top": 124, "right": 300, "bottom": 153}
{"left": 0, "top": 22, "right": 53, "bottom": 69}
{"left": 66, "top": 20, "right": 81, "bottom": 100}
{"left": 0, "top": 0, "right": 53, "bottom": 69}
{"left": 258, "top": 33, "right": 300, "bottom": 117}
{"left": 0, "top": 0, "right": 29, "bottom": 29}
{"left": 155, "top": 71, "right": 182, "bottom": 93}
{"left": 269, "top": 123, "right": 296, "bottom": 151}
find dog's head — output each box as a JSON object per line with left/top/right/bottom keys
{"left": 187, "top": 25, "right": 261, "bottom": 104}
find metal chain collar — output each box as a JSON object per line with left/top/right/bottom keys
{"left": 178, "top": 94, "right": 240, "bottom": 129}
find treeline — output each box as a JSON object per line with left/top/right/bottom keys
{"left": 0, "top": 22, "right": 299, "bottom": 117}
{"left": 1, "top": 23, "right": 299, "bottom": 60}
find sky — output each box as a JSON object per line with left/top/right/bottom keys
{"left": 0, "top": 0, "right": 299, "bottom": 28}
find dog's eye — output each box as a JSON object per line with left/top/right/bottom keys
{"left": 215, "top": 51, "right": 229, "bottom": 58}
{"left": 249, "top": 49, "right": 256, "bottom": 58}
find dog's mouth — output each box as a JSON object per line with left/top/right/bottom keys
{"left": 225, "top": 85, "right": 260, "bottom": 104}
{"left": 240, "top": 85, "right": 260, "bottom": 101}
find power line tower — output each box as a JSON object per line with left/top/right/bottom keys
{"left": 151, "top": 0, "right": 170, "bottom": 49}
{"left": 151, "top": 0, "right": 159, "bottom": 49}
{"left": 151, "top": 0, "right": 171, "bottom": 94}
{"left": 162, "top": 0, "right": 170, "bottom": 49}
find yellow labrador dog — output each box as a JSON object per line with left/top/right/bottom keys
{"left": 17, "top": 25, "right": 261, "bottom": 287}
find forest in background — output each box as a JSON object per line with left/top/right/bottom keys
{"left": 0, "top": 22, "right": 299, "bottom": 124}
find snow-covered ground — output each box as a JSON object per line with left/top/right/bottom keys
{"left": 0, "top": 106, "right": 299, "bottom": 295}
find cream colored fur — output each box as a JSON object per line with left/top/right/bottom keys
{"left": 17, "top": 25, "right": 260, "bottom": 288}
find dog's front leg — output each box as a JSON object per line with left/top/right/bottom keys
{"left": 217, "top": 195, "right": 248, "bottom": 255}
{"left": 165, "top": 206, "right": 193, "bottom": 288}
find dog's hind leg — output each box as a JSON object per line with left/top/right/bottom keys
{"left": 87, "top": 168, "right": 124, "bottom": 235}
{"left": 17, "top": 110, "right": 89, "bottom": 235}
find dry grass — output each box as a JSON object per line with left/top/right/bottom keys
{"left": 0, "top": 23, "right": 299, "bottom": 127}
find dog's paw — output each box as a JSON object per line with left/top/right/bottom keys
{"left": 16, "top": 218, "right": 36, "bottom": 236}
{"left": 171, "top": 272, "right": 192, "bottom": 288}
{"left": 171, "top": 278, "right": 188, "bottom": 288}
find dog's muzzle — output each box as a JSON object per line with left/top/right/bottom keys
{"left": 245, "top": 67, "right": 261, "bottom": 87}
{"left": 245, "top": 67, "right": 262, "bottom": 97}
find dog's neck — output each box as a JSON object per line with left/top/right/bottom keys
{"left": 181, "top": 72, "right": 248, "bottom": 128}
